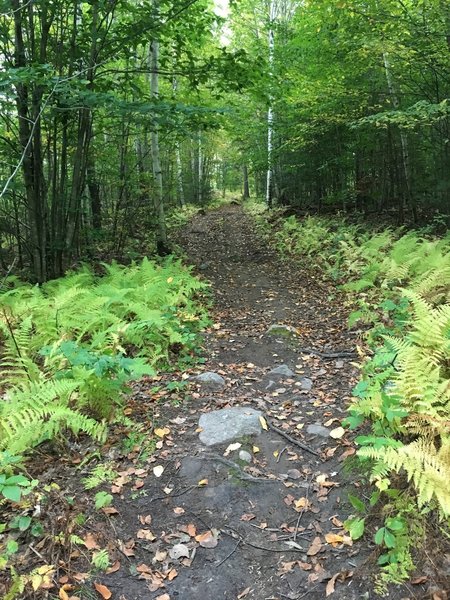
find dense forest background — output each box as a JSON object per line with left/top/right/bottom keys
{"left": 0, "top": 0, "right": 449, "bottom": 283}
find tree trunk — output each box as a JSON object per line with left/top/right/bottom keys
{"left": 149, "top": 34, "right": 169, "bottom": 255}
{"left": 243, "top": 164, "right": 250, "bottom": 199}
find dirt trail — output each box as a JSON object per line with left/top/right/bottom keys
{"left": 101, "top": 206, "right": 405, "bottom": 600}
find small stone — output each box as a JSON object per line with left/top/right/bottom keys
{"left": 335, "top": 360, "right": 344, "bottom": 369}
{"left": 238, "top": 450, "right": 252, "bottom": 463}
{"left": 306, "top": 423, "right": 330, "bottom": 438}
{"left": 299, "top": 377, "right": 313, "bottom": 391}
{"left": 287, "top": 468, "right": 302, "bottom": 480}
{"left": 268, "top": 364, "right": 295, "bottom": 378}
{"left": 192, "top": 371, "right": 225, "bottom": 388}
{"left": 266, "top": 324, "right": 298, "bottom": 338}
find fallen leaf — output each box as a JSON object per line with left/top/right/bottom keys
{"left": 240, "top": 513, "right": 256, "bottom": 521}
{"left": 195, "top": 530, "right": 219, "bottom": 548}
{"left": 167, "top": 568, "right": 177, "bottom": 581}
{"left": 173, "top": 507, "right": 185, "bottom": 515}
{"left": 259, "top": 416, "right": 268, "bottom": 431}
{"left": 169, "top": 543, "right": 190, "bottom": 560}
{"left": 329, "top": 427, "right": 346, "bottom": 439}
{"left": 197, "top": 478, "right": 208, "bottom": 487}
{"left": 59, "top": 584, "right": 74, "bottom": 600}
{"left": 156, "top": 595, "right": 170, "bottom": 600}
{"left": 101, "top": 507, "right": 119, "bottom": 515}
{"left": 153, "top": 465, "right": 164, "bottom": 477}
{"left": 105, "top": 561, "right": 121, "bottom": 574}
{"left": 237, "top": 587, "right": 251, "bottom": 598}
{"left": 139, "top": 515, "right": 152, "bottom": 525}
{"left": 326, "top": 573, "right": 339, "bottom": 596}
{"left": 253, "top": 446, "right": 260, "bottom": 453}
{"left": 155, "top": 427, "right": 170, "bottom": 438}
{"left": 93, "top": 583, "right": 112, "bottom": 599}
{"left": 325, "top": 533, "right": 344, "bottom": 545}
{"left": 137, "top": 529, "right": 156, "bottom": 541}
{"left": 307, "top": 536, "right": 322, "bottom": 556}
{"left": 224, "top": 442, "right": 241, "bottom": 456}
{"left": 83, "top": 533, "right": 100, "bottom": 550}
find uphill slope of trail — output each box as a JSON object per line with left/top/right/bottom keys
{"left": 103, "top": 204, "right": 415, "bottom": 600}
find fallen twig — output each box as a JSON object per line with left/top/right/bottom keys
{"left": 267, "top": 421, "right": 320, "bottom": 457}
{"left": 215, "top": 539, "right": 240, "bottom": 567}
{"left": 297, "top": 347, "right": 355, "bottom": 359}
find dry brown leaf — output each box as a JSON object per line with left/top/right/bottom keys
{"left": 240, "top": 513, "right": 256, "bottom": 521}
{"left": 101, "top": 507, "right": 119, "bottom": 515}
{"left": 105, "top": 561, "right": 121, "bottom": 574}
{"left": 156, "top": 595, "right": 170, "bottom": 600}
{"left": 139, "top": 515, "right": 152, "bottom": 525}
{"left": 83, "top": 533, "right": 100, "bottom": 550}
{"left": 326, "top": 573, "right": 339, "bottom": 596}
{"left": 173, "top": 507, "right": 185, "bottom": 515}
{"left": 195, "top": 530, "right": 219, "bottom": 548}
{"left": 93, "top": 583, "right": 112, "bottom": 599}
{"left": 167, "top": 568, "right": 177, "bottom": 581}
{"left": 136, "top": 529, "right": 156, "bottom": 541}
{"left": 136, "top": 563, "right": 152, "bottom": 574}
{"left": 306, "top": 536, "right": 322, "bottom": 556}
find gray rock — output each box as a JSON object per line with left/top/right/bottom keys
{"left": 299, "top": 377, "right": 313, "bottom": 391}
{"left": 306, "top": 423, "right": 330, "bottom": 438}
{"left": 287, "top": 468, "right": 302, "bottom": 480}
{"left": 266, "top": 324, "right": 298, "bottom": 338}
{"left": 192, "top": 371, "right": 225, "bottom": 387}
{"left": 238, "top": 450, "right": 252, "bottom": 463}
{"left": 199, "top": 407, "right": 263, "bottom": 446}
{"left": 268, "top": 364, "right": 295, "bottom": 378}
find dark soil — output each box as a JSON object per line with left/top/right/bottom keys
{"left": 2, "top": 204, "right": 446, "bottom": 600}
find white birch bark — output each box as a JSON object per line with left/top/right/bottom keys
{"left": 265, "top": 0, "right": 276, "bottom": 207}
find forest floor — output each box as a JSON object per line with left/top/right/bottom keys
{"left": 4, "top": 204, "right": 440, "bottom": 600}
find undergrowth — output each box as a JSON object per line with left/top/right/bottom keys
{"left": 0, "top": 257, "right": 208, "bottom": 594}
{"left": 246, "top": 200, "right": 450, "bottom": 589}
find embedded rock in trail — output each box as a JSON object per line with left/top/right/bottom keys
{"left": 266, "top": 323, "right": 298, "bottom": 338}
{"left": 238, "top": 450, "right": 252, "bottom": 463}
{"left": 268, "top": 364, "right": 295, "bottom": 378}
{"left": 306, "top": 423, "right": 330, "bottom": 438}
{"left": 192, "top": 371, "right": 225, "bottom": 388}
{"left": 300, "top": 377, "right": 313, "bottom": 391}
{"left": 198, "top": 407, "right": 263, "bottom": 446}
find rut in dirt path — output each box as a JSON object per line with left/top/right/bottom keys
{"left": 105, "top": 205, "right": 401, "bottom": 600}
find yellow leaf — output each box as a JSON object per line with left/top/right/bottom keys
{"left": 155, "top": 427, "right": 170, "bottom": 438}
{"left": 167, "top": 277, "right": 174, "bottom": 283}
{"left": 273, "top": 450, "right": 279, "bottom": 458}
{"left": 325, "top": 533, "right": 344, "bottom": 545}
{"left": 253, "top": 446, "right": 260, "bottom": 453}
{"left": 198, "top": 479, "right": 208, "bottom": 487}
{"left": 259, "top": 416, "right": 268, "bottom": 431}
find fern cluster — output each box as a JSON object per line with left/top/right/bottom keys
{"left": 246, "top": 205, "right": 450, "bottom": 530}
{"left": 0, "top": 258, "right": 208, "bottom": 461}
